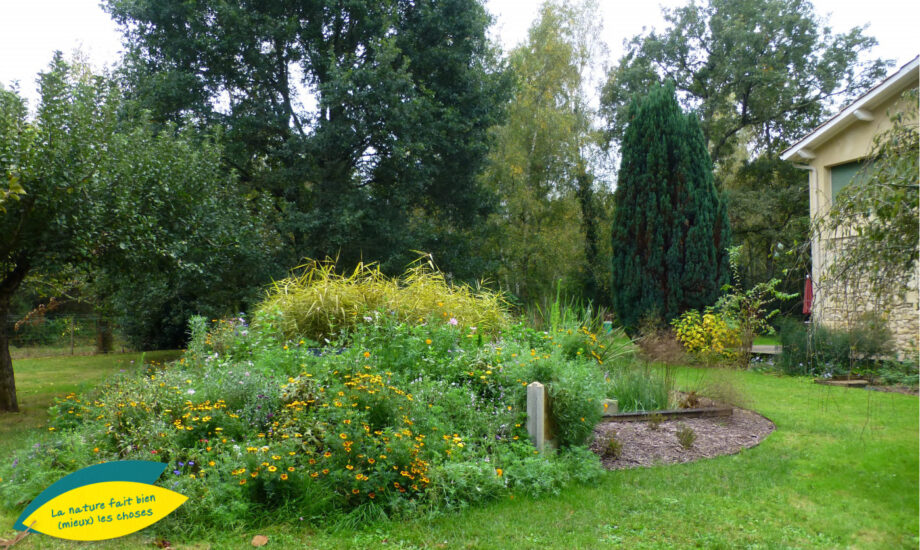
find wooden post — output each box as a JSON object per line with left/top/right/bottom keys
{"left": 526, "top": 382, "right": 556, "bottom": 453}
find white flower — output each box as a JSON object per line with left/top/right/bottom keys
{"left": 187, "top": 389, "right": 196, "bottom": 395}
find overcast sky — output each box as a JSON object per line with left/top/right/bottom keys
{"left": 1, "top": 0, "right": 917, "bottom": 106}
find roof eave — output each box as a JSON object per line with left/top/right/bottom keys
{"left": 780, "top": 56, "right": 920, "bottom": 163}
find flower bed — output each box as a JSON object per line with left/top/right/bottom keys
{"left": 1, "top": 313, "right": 610, "bottom": 533}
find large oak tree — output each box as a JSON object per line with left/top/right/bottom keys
{"left": 106, "top": 0, "right": 510, "bottom": 276}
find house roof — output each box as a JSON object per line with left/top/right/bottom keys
{"left": 780, "top": 56, "right": 920, "bottom": 162}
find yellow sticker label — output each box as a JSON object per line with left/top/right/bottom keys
{"left": 21, "top": 481, "right": 187, "bottom": 541}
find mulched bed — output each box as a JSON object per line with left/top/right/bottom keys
{"left": 866, "top": 384, "right": 919, "bottom": 396}
{"left": 591, "top": 407, "right": 774, "bottom": 470}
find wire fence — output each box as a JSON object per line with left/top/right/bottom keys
{"left": 4, "top": 314, "right": 128, "bottom": 358}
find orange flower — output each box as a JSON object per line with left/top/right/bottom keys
{"left": 280, "top": 474, "right": 288, "bottom": 481}
{"left": 352, "top": 489, "right": 360, "bottom": 494}
{"left": 363, "top": 351, "right": 371, "bottom": 358}
{"left": 496, "top": 468, "right": 503, "bottom": 477}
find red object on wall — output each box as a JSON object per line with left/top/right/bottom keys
{"left": 803, "top": 275, "right": 813, "bottom": 315}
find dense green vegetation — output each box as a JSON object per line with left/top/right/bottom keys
{"left": 600, "top": 0, "right": 891, "bottom": 303}
{"left": 0, "top": 58, "right": 273, "bottom": 411}
{"left": 1, "top": 268, "right": 621, "bottom": 534}
{"left": 1, "top": 353, "right": 916, "bottom": 549}
{"left": 611, "top": 82, "right": 731, "bottom": 331}
{"left": 105, "top": 0, "right": 510, "bottom": 279}
{"left": 1, "top": 0, "right": 915, "bottom": 544}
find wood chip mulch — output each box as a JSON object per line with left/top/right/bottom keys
{"left": 591, "top": 407, "right": 775, "bottom": 470}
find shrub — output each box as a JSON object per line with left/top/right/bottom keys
{"left": 776, "top": 314, "right": 895, "bottom": 376}
{"left": 671, "top": 309, "right": 740, "bottom": 363}
{"left": 635, "top": 324, "right": 686, "bottom": 365}
{"left": 602, "top": 434, "right": 623, "bottom": 459}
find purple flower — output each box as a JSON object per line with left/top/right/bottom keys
{"left": 178, "top": 461, "right": 185, "bottom": 467}
{"left": 173, "top": 470, "right": 180, "bottom": 475}
{"left": 448, "top": 317, "right": 458, "bottom": 325}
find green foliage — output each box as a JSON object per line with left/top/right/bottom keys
{"left": 676, "top": 424, "right": 696, "bottom": 450}
{"left": 91, "top": 121, "right": 279, "bottom": 350}
{"left": 600, "top": 0, "right": 888, "bottom": 295}
{"left": 0, "top": 57, "right": 277, "bottom": 411}
{"left": 605, "top": 361, "right": 673, "bottom": 412}
{"left": 256, "top": 256, "right": 510, "bottom": 342}
{"left": 600, "top": 0, "right": 890, "bottom": 165}
{"left": 816, "top": 88, "right": 919, "bottom": 308}
{"left": 1, "top": 313, "right": 609, "bottom": 530}
{"left": 776, "top": 315, "right": 895, "bottom": 376}
{"left": 546, "top": 359, "right": 605, "bottom": 447}
{"left": 106, "top": 0, "right": 510, "bottom": 278}
{"left": 723, "top": 156, "right": 810, "bottom": 303}
{"left": 480, "top": 1, "right": 612, "bottom": 305}
{"left": 716, "top": 246, "right": 798, "bottom": 366}
{"left": 871, "top": 360, "right": 919, "bottom": 388}
{"left": 610, "top": 82, "right": 731, "bottom": 332}
{"left": 0, "top": 57, "right": 122, "bottom": 411}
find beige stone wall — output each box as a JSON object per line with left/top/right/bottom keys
{"left": 806, "top": 83, "right": 919, "bottom": 357}
{"left": 813, "top": 258, "right": 919, "bottom": 357}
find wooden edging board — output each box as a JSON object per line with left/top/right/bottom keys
{"left": 600, "top": 407, "right": 733, "bottom": 423}
{"left": 814, "top": 379, "right": 868, "bottom": 388}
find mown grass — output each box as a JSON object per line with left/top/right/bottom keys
{"left": 1, "top": 359, "right": 916, "bottom": 549}
{"left": 753, "top": 334, "right": 781, "bottom": 346}
{"left": 0, "top": 350, "right": 180, "bottom": 457}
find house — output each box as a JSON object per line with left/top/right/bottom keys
{"left": 781, "top": 56, "right": 919, "bottom": 355}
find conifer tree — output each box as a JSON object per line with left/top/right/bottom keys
{"left": 611, "top": 83, "right": 730, "bottom": 331}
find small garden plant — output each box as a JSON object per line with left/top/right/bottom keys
{"left": 676, "top": 425, "right": 696, "bottom": 450}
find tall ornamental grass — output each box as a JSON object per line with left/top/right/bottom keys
{"left": 257, "top": 256, "right": 509, "bottom": 341}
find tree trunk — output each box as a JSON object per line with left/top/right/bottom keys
{"left": 0, "top": 300, "right": 19, "bottom": 412}
{"left": 0, "top": 260, "right": 29, "bottom": 412}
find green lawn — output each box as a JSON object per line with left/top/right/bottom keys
{"left": 753, "top": 334, "right": 781, "bottom": 346}
{"left": 0, "top": 350, "right": 180, "bottom": 457}
{"left": 1, "top": 356, "right": 917, "bottom": 549}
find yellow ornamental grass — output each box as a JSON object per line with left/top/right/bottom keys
{"left": 257, "top": 254, "right": 510, "bottom": 341}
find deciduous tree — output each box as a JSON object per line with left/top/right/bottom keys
{"left": 0, "top": 57, "right": 273, "bottom": 411}
{"left": 105, "top": 0, "right": 509, "bottom": 277}
{"left": 600, "top": 0, "right": 890, "bottom": 166}
{"left": 481, "top": 0, "right": 609, "bottom": 304}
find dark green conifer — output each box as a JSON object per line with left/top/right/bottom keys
{"left": 611, "top": 83, "right": 730, "bottom": 331}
